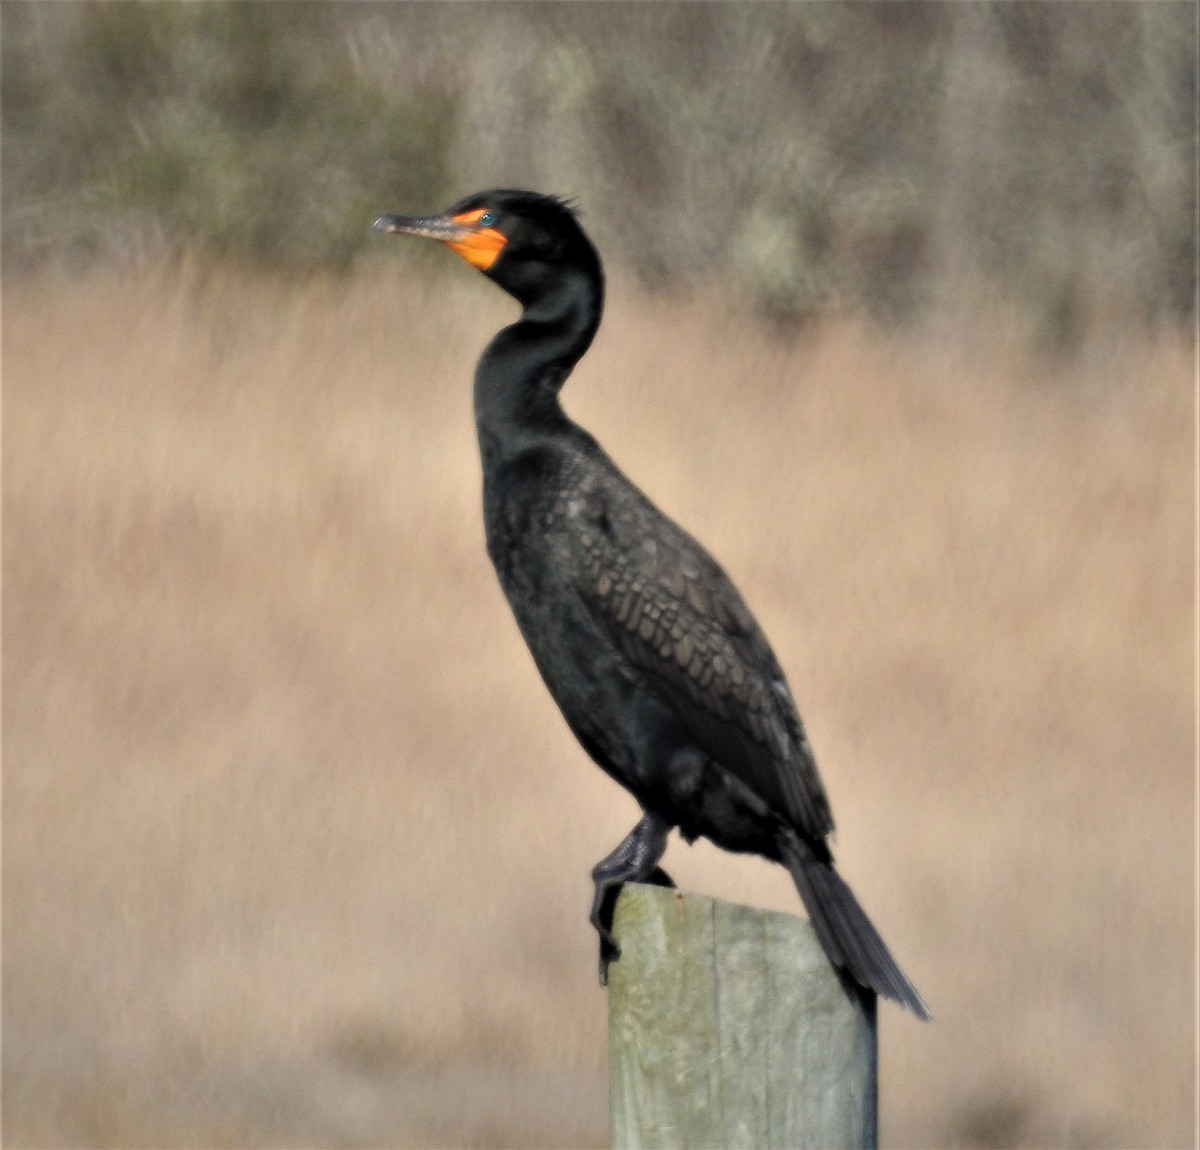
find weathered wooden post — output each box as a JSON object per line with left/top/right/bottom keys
{"left": 608, "top": 883, "right": 878, "bottom": 1150}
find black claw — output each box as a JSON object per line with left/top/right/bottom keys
{"left": 599, "top": 934, "right": 621, "bottom": 985}
{"left": 594, "top": 881, "right": 623, "bottom": 984}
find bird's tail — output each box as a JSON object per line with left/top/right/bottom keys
{"left": 778, "top": 829, "right": 931, "bottom": 1021}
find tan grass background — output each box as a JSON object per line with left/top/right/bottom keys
{"left": 4, "top": 261, "right": 1194, "bottom": 1147}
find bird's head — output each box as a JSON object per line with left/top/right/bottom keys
{"left": 373, "top": 189, "right": 600, "bottom": 306}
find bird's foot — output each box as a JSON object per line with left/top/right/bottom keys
{"left": 593, "top": 866, "right": 675, "bottom": 985}
{"left": 589, "top": 812, "right": 674, "bottom": 986}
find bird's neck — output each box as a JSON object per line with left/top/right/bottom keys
{"left": 474, "top": 267, "right": 603, "bottom": 467}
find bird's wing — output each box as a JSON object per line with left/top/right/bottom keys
{"left": 567, "top": 471, "right": 835, "bottom": 841}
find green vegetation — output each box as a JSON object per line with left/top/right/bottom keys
{"left": 3, "top": 2, "right": 1195, "bottom": 341}
{"left": 3, "top": 2, "right": 453, "bottom": 269}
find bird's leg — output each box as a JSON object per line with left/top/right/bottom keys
{"left": 590, "top": 811, "right": 673, "bottom": 985}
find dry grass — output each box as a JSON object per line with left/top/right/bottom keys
{"left": 3, "top": 260, "right": 1193, "bottom": 1148}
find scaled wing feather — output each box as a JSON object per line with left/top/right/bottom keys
{"left": 567, "top": 470, "right": 835, "bottom": 842}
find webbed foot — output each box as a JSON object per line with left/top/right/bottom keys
{"left": 589, "top": 814, "right": 672, "bottom": 985}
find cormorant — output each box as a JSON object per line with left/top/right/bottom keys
{"left": 374, "top": 189, "right": 929, "bottom": 1019}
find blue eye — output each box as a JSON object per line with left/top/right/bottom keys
{"left": 478, "top": 210, "right": 498, "bottom": 227}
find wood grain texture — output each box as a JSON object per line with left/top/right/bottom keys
{"left": 608, "top": 883, "right": 878, "bottom": 1150}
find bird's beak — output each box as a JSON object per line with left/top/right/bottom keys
{"left": 373, "top": 213, "right": 468, "bottom": 242}
{"left": 373, "top": 211, "right": 506, "bottom": 271}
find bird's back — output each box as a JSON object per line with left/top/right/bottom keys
{"left": 482, "top": 428, "right": 835, "bottom": 847}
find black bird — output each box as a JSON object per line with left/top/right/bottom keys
{"left": 374, "top": 190, "right": 929, "bottom": 1019}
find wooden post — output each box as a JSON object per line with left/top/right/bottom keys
{"left": 608, "top": 883, "right": 878, "bottom": 1150}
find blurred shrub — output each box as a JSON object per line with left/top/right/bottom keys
{"left": 440, "top": 1, "right": 1193, "bottom": 339}
{"left": 2, "top": 2, "right": 453, "bottom": 269}
{"left": 3, "top": 1, "right": 1194, "bottom": 342}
